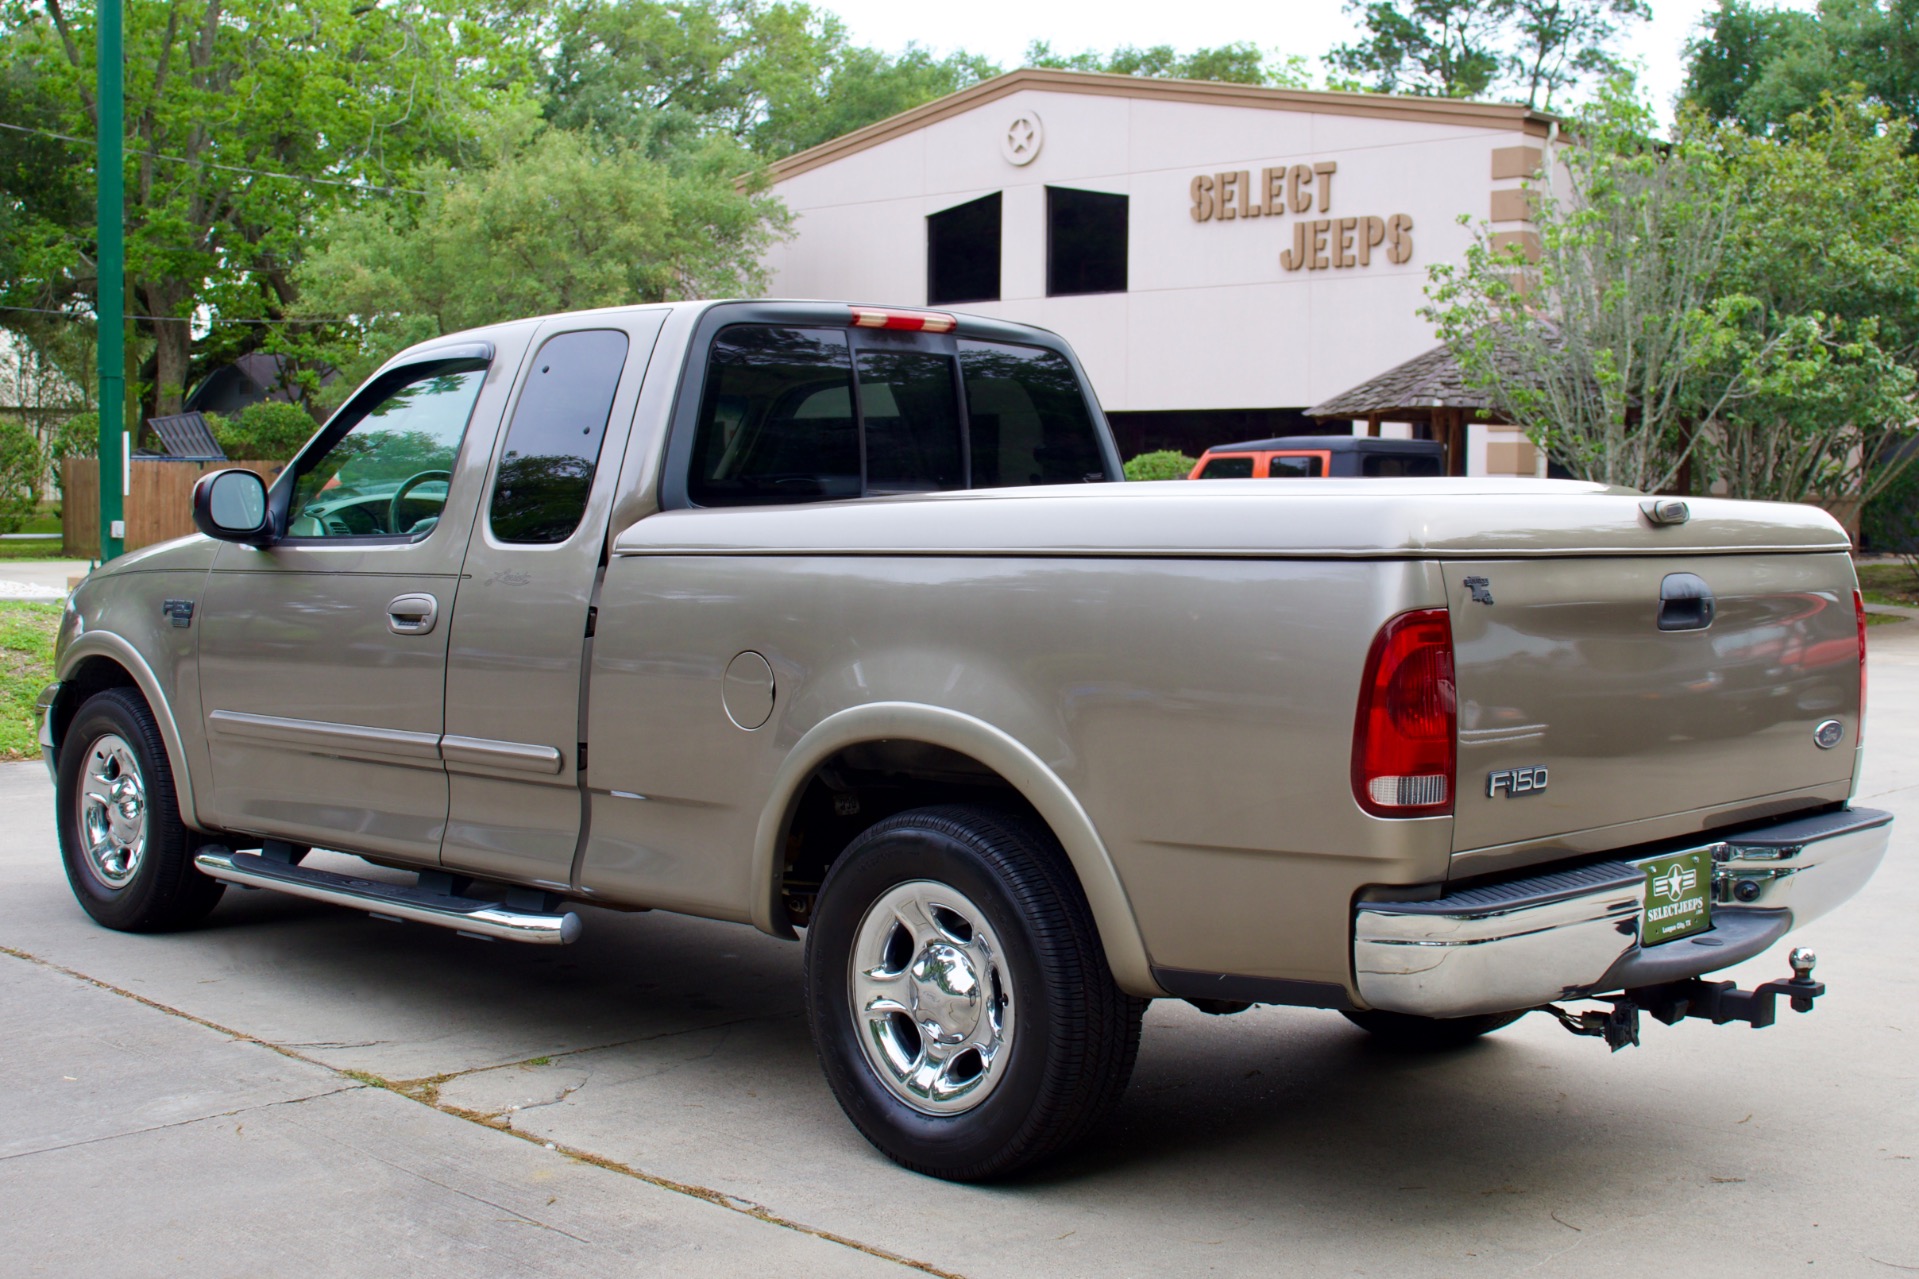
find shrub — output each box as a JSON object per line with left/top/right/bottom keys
{"left": 51, "top": 411, "right": 96, "bottom": 460}
{"left": 217, "top": 400, "right": 317, "bottom": 460}
{"left": 0, "top": 421, "right": 44, "bottom": 534}
{"left": 1122, "top": 450, "right": 1198, "bottom": 481}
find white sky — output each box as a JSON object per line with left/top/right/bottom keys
{"left": 812, "top": 0, "right": 1820, "bottom": 123}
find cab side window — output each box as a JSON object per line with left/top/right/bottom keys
{"left": 1269, "top": 455, "right": 1324, "bottom": 477}
{"left": 1196, "top": 456, "right": 1254, "bottom": 479}
{"left": 489, "top": 330, "right": 630, "bottom": 544}
{"left": 287, "top": 362, "right": 487, "bottom": 539}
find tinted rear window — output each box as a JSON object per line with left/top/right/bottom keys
{"left": 958, "top": 341, "right": 1105, "bottom": 487}
{"left": 688, "top": 327, "right": 1107, "bottom": 505}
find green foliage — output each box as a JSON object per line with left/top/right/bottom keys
{"left": 1426, "top": 81, "right": 1738, "bottom": 491}
{"left": 0, "top": 419, "right": 43, "bottom": 534}
{"left": 1123, "top": 451, "right": 1199, "bottom": 481}
{"left": 0, "top": 601, "right": 60, "bottom": 760}
{"left": 1426, "top": 80, "right": 1919, "bottom": 502}
{"left": 1022, "top": 41, "right": 1309, "bottom": 89}
{"left": 1862, "top": 451, "right": 1919, "bottom": 588}
{"left": 298, "top": 128, "right": 789, "bottom": 397}
{"left": 1329, "top": 0, "right": 1648, "bottom": 108}
{"left": 217, "top": 402, "right": 318, "bottom": 462}
{"left": 1, "top": 0, "right": 532, "bottom": 415}
{"left": 757, "top": 44, "right": 1001, "bottom": 157}
{"left": 50, "top": 409, "right": 94, "bottom": 461}
{"left": 1685, "top": 0, "right": 1919, "bottom": 139}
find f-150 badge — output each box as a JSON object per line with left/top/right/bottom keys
{"left": 1487, "top": 766, "right": 1547, "bottom": 798}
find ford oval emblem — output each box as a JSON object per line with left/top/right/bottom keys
{"left": 1813, "top": 719, "right": 1845, "bottom": 750}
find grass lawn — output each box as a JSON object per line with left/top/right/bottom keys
{"left": 0, "top": 602, "right": 60, "bottom": 760}
{"left": 0, "top": 538, "right": 68, "bottom": 561}
{"left": 1858, "top": 559, "right": 1919, "bottom": 607}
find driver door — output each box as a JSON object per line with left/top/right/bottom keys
{"left": 195, "top": 337, "right": 529, "bottom": 864}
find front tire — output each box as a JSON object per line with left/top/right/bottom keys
{"left": 57, "top": 688, "right": 223, "bottom": 932}
{"left": 804, "top": 805, "right": 1144, "bottom": 1182}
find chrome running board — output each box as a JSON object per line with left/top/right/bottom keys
{"left": 193, "top": 847, "right": 582, "bottom": 945}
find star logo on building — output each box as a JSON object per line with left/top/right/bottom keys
{"left": 1000, "top": 112, "right": 1043, "bottom": 166}
{"left": 1653, "top": 863, "right": 1697, "bottom": 902}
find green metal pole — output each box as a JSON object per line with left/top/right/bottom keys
{"left": 96, "top": 0, "right": 125, "bottom": 562}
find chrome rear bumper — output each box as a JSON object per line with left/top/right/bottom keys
{"left": 1354, "top": 808, "right": 1891, "bottom": 1018}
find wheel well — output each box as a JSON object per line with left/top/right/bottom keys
{"left": 50, "top": 657, "right": 143, "bottom": 754}
{"left": 778, "top": 741, "right": 1043, "bottom": 927}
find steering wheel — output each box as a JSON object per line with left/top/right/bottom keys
{"left": 388, "top": 470, "right": 452, "bottom": 535}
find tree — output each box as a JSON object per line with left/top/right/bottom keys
{"left": 297, "top": 127, "right": 788, "bottom": 397}
{"left": 1425, "top": 81, "right": 1919, "bottom": 503}
{"left": 1694, "top": 94, "right": 1919, "bottom": 503}
{"left": 756, "top": 43, "right": 999, "bottom": 158}
{"left": 1023, "top": 41, "right": 1309, "bottom": 89}
{"left": 1, "top": 0, "right": 528, "bottom": 422}
{"left": 1685, "top": 0, "right": 1919, "bottom": 138}
{"left": 1329, "top": 0, "right": 1647, "bottom": 108}
{"left": 1423, "top": 83, "right": 1745, "bottom": 491}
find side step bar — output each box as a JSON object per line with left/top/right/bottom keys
{"left": 193, "top": 847, "right": 582, "bottom": 945}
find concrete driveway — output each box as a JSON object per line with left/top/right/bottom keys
{"left": 4, "top": 630, "right": 1916, "bottom": 1277}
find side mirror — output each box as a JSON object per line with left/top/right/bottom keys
{"left": 192, "top": 469, "right": 273, "bottom": 546}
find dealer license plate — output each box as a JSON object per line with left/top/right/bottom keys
{"left": 1641, "top": 850, "right": 1713, "bottom": 945}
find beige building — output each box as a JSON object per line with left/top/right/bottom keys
{"left": 760, "top": 68, "right": 1558, "bottom": 474}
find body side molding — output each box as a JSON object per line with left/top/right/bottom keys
{"left": 750, "top": 701, "right": 1163, "bottom": 997}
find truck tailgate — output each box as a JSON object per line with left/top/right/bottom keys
{"left": 1447, "top": 552, "right": 1860, "bottom": 855}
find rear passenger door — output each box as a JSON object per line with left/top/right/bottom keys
{"left": 438, "top": 313, "right": 664, "bottom": 886}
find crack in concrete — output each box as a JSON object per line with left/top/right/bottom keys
{"left": 1, "top": 943, "right": 968, "bottom": 1278}
{"left": 0, "top": 1085, "right": 363, "bottom": 1164}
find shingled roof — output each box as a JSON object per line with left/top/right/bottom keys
{"left": 1307, "top": 343, "right": 1503, "bottom": 419}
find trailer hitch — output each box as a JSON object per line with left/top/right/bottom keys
{"left": 1543, "top": 947, "right": 1825, "bottom": 1052}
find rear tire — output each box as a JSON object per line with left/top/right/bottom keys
{"left": 804, "top": 805, "right": 1144, "bottom": 1182}
{"left": 1342, "top": 1008, "right": 1524, "bottom": 1050}
{"left": 57, "top": 688, "right": 223, "bottom": 932}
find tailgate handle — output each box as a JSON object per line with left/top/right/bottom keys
{"left": 1658, "top": 573, "right": 1715, "bottom": 631}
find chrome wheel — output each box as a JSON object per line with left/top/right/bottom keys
{"left": 76, "top": 732, "right": 148, "bottom": 889}
{"left": 848, "top": 879, "right": 1015, "bottom": 1115}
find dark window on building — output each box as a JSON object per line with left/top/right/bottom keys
{"left": 959, "top": 340, "right": 1107, "bottom": 486}
{"left": 1269, "top": 455, "right": 1324, "bottom": 477}
{"left": 857, "top": 348, "right": 965, "bottom": 493}
{"left": 689, "top": 327, "right": 860, "bottom": 505}
{"left": 927, "top": 193, "right": 1001, "bottom": 305}
{"left": 488, "top": 330, "right": 629, "bottom": 543}
{"left": 1362, "top": 453, "right": 1443, "bottom": 477}
{"left": 1195, "top": 456, "right": 1254, "bottom": 479}
{"left": 1047, "top": 187, "right": 1128, "bottom": 296}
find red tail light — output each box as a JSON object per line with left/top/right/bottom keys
{"left": 848, "top": 306, "right": 957, "bottom": 333}
{"left": 1352, "top": 608, "right": 1457, "bottom": 818}
{"left": 1856, "top": 588, "right": 1868, "bottom": 744}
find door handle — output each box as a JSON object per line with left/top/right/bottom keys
{"left": 387, "top": 593, "right": 439, "bottom": 635}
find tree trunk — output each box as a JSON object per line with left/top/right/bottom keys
{"left": 139, "top": 282, "right": 193, "bottom": 419}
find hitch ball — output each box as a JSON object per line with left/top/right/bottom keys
{"left": 1790, "top": 947, "right": 1818, "bottom": 981}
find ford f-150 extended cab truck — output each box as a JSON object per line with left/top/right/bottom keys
{"left": 40, "top": 300, "right": 1891, "bottom": 1181}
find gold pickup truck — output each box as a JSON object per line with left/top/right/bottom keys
{"left": 39, "top": 301, "right": 1890, "bottom": 1181}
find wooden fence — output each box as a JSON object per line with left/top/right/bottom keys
{"left": 62, "top": 458, "right": 286, "bottom": 559}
